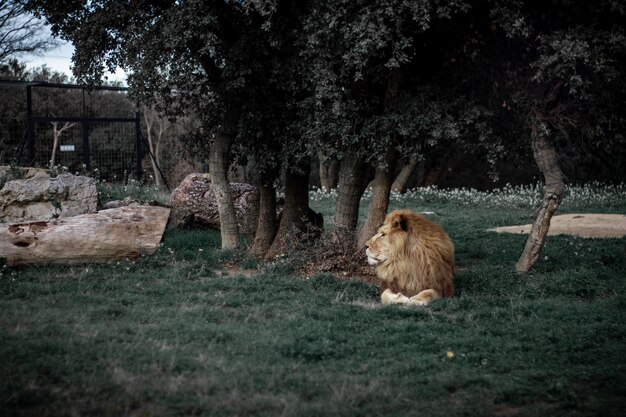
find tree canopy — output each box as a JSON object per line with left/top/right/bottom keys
{"left": 24, "top": 0, "right": 626, "bottom": 265}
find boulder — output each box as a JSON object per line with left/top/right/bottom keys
{"left": 0, "top": 171, "right": 98, "bottom": 223}
{"left": 0, "top": 166, "right": 50, "bottom": 182}
{"left": 169, "top": 173, "right": 259, "bottom": 234}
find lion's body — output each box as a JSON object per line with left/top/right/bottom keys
{"left": 365, "top": 209, "right": 454, "bottom": 305}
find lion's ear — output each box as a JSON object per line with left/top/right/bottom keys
{"left": 399, "top": 217, "right": 408, "bottom": 232}
{"left": 391, "top": 214, "right": 409, "bottom": 232}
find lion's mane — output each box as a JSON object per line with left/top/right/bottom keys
{"left": 365, "top": 209, "right": 454, "bottom": 300}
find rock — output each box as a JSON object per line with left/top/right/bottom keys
{"left": 0, "top": 171, "right": 98, "bottom": 223}
{"left": 101, "top": 197, "right": 141, "bottom": 209}
{"left": 0, "top": 166, "right": 50, "bottom": 182}
{"left": 169, "top": 173, "right": 259, "bottom": 234}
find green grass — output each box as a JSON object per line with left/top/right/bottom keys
{"left": 2, "top": 184, "right": 625, "bottom": 416}
{"left": 97, "top": 178, "right": 171, "bottom": 206}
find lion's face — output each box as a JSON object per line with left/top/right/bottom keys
{"left": 365, "top": 221, "right": 407, "bottom": 266}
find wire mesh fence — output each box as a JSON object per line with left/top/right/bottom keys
{"left": 0, "top": 80, "right": 143, "bottom": 181}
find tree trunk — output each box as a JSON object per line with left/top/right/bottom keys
{"left": 143, "top": 106, "right": 168, "bottom": 187}
{"left": 150, "top": 124, "right": 164, "bottom": 187}
{"left": 318, "top": 150, "right": 331, "bottom": 190}
{"left": 357, "top": 147, "right": 396, "bottom": 249}
{"left": 143, "top": 109, "right": 160, "bottom": 187}
{"left": 516, "top": 81, "right": 566, "bottom": 273}
{"left": 147, "top": 137, "right": 163, "bottom": 187}
{"left": 265, "top": 163, "right": 311, "bottom": 259}
{"left": 422, "top": 152, "right": 453, "bottom": 186}
{"left": 251, "top": 177, "right": 277, "bottom": 258}
{"left": 154, "top": 122, "right": 169, "bottom": 187}
{"left": 413, "top": 159, "right": 427, "bottom": 186}
{"left": 208, "top": 132, "right": 240, "bottom": 250}
{"left": 328, "top": 159, "right": 339, "bottom": 189}
{"left": 515, "top": 119, "right": 565, "bottom": 272}
{"left": 391, "top": 153, "right": 419, "bottom": 193}
{"left": 332, "top": 150, "right": 367, "bottom": 248}
{"left": 354, "top": 69, "right": 401, "bottom": 248}
{"left": 333, "top": 151, "right": 366, "bottom": 232}
{"left": 50, "top": 123, "right": 59, "bottom": 169}
{"left": 0, "top": 206, "right": 170, "bottom": 266}
{"left": 318, "top": 150, "right": 340, "bottom": 191}
{"left": 50, "top": 122, "right": 74, "bottom": 169}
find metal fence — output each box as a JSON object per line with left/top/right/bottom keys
{"left": 0, "top": 80, "right": 143, "bottom": 181}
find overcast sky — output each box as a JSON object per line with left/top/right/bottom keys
{"left": 23, "top": 40, "right": 73, "bottom": 74}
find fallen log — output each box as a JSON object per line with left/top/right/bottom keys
{"left": 0, "top": 206, "right": 170, "bottom": 266}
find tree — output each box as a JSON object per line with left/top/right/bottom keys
{"left": 317, "top": 150, "right": 339, "bottom": 191}
{"left": 391, "top": 153, "right": 419, "bottom": 193}
{"left": 26, "top": 0, "right": 318, "bottom": 255}
{"left": 0, "top": 0, "right": 58, "bottom": 62}
{"left": 475, "top": 0, "right": 626, "bottom": 272}
{"left": 0, "top": 57, "right": 27, "bottom": 78}
{"left": 49, "top": 121, "right": 74, "bottom": 168}
{"left": 25, "top": 0, "right": 270, "bottom": 249}
{"left": 229, "top": 1, "right": 318, "bottom": 259}
{"left": 26, "top": 0, "right": 626, "bottom": 268}
{"left": 142, "top": 105, "right": 171, "bottom": 187}
{"left": 28, "top": 0, "right": 483, "bottom": 255}
{"left": 298, "top": 0, "right": 495, "bottom": 252}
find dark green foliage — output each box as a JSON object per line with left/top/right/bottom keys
{"left": 476, "top": 0, "right": 626, "bottom": 183}
{"left": 22, "top": 0, "right": 626, "bottom": 187}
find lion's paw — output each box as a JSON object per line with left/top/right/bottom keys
{"left": 381, "top": 289, "right": 411, "bottom": 305}
{"left": 408, "top": 289, "right": 441, "bottom": 306}
{"left": 407, "top": 297, "right": 430, "bottom": 306}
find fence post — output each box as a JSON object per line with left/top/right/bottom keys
{"left": 135, "top": 109, "right": 142, "bottom": 179}
{"left": 81, "top": 88, "right": 91, "bottom": 171}
{"left": 26, "top": 85, "right": 35, "bottom": 165}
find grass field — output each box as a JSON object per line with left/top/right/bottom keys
{"left": 1, "top": 184, "right": 625, "bottom": 416}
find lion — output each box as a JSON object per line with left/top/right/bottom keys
{"left": 365, "top": 209, "right": 455, "bottom": 306}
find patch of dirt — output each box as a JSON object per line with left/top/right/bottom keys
{"left": 289, "top": 232, "right": 380, "bottom": 288}
{"left": 489, "top": 213, "right": 626, "bottom": 238}
{"left": 300, "top": 249, "right": 379, "bottom": 284}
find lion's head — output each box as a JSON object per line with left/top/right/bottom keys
{"left": 365, "top": 214, "right": 410, "bottom": 267}
{"left": 365, "top": 209, "right": 455, "bottom": 300}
